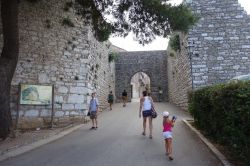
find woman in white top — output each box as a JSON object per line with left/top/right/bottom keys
{"left": 139, "top": 91, "right": 155, "bottom": 139}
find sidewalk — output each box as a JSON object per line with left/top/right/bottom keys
{"left": 0, "top": 122, "right": 87, "bottom": 162}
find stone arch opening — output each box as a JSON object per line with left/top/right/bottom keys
{"left": 130, "top": 72, "right": 150, "bottom": 100}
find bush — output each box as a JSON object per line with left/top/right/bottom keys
{"left": 189, "top": 81, "right": 250, "bottom": 165}
{"left": 108, "top": 52, "right": 118, "bottom": 62}
{"left": 169, "top": 33, "right": 181, "bottom": 52}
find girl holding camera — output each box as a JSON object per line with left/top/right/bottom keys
{"left": 162, "top": 111, "right": 176, "bottom": 160}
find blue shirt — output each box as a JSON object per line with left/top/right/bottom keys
{"left": 89, "top": 98, "right": 99, "bottom": 112}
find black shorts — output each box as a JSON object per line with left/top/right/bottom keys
{"left": 90, "top": 111, "right": 97, "bottom": 119}
{"left": 142, "top": 110, "right": 152, "bottom": 117}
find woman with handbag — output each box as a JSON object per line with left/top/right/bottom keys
{"left": 139, "top": 91, "right": 156, "bottom": 139}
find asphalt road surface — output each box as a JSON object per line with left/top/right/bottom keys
{"left": 0, "top": 102, "right": 221, "bottom": 166}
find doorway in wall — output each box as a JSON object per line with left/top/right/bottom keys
{"left": 130, "top": 72, "right": 150, "bottom": 102}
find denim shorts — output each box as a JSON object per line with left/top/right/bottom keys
{"left": 163, "top": 131, "right": 172, "bottom": 139}
{"left": 142, "top": 110, "right": 152, "bottom": 117}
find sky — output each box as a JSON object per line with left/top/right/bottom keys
{"left": 109, "top": 0, "right": 250, "bottom": 51}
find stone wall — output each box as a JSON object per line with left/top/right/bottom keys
{"left": 167, "top": 33, "right": 192, "bottom": 110}
{"left": 185, "top": 0, "right": 250, "bottom": 89}
{"left": 168, "top": 0, "right": 250, "bottom": 110}
{"left": 0, "top": 0, "right": 115, "bottom": 129}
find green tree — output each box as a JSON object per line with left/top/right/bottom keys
{"left": 0, "top": 0, "right": 19, "bottom": 140}
{"left": 76, "top": 0, "right": 197, "bottom": 44}
{"left": 0, "top": 0, "right": 197, "bottom": 139}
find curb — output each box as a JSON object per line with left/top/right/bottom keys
{"left": 182, "top": 120, "right": 232, "bottom": 166}
{"left": 0, "top": 124, "right": 85, "bottom": 162}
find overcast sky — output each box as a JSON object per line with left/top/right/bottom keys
{"left": 109, "top": 0, "right": 250, "bottom": 51}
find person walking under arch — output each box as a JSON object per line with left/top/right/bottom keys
{"left": 139, "top": 90, "right": 155, "bottom": 139}
{"left": 122, "top": 90, "right": 127, "bottom": 107}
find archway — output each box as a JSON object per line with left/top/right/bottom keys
{"left": 130, "top": 72, "right": 150, "bottom": 100}
{"left": 115, "top": 51, "right": 168, "bottom": 102}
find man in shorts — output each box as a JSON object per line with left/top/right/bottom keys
{"left": 89, "top": 92, "right": 99, "bottom": 130}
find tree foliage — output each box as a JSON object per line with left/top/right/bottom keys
{"left": 76, "top": 0, "right": 198, "bottom": 45}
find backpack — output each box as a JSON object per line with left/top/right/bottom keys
{"left": 108, "top": 94, "right": 113, "bottom": 100}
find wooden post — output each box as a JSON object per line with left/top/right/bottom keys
{"left": 15, "top": 84, "right": 21, "bottom": 130}
{"left": 50, "top": 85, "right": 54, "bottom": 128}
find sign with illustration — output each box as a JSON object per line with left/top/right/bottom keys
{"left": 20, "top": 84, "right": 53, "bottom": 105}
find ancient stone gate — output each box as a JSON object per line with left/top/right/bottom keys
{"left": 115, "top": 51, "right": 168, "bottom": 102}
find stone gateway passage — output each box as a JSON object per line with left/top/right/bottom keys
{"left": 115, "top": 51, "right": 168, "bottom": 102}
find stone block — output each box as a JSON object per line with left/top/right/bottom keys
{"left": 40, "top": 109, "right": 51, "bottom": 117}
{"left": 51, "top": 66, "right": 58, "bottom": 71}
{"left": 70, "top": 111, "right": 79, "bottom": 116}
{"left": 68, "top": 94, "right": 84, "bottom": 103}
{"left": 69, "top": 87, "right": 87, "bottom": 94}
{"left": 77, "top": 83, "right": 86, "bottom": 87}
{"left": 75, "top": 103, "right": 87, "bottom": 109}
{"left": 55, "top": 95, "right": 64, "bottom": 103}
{"left": 18, "top": 111, "right": 25, "bottom": 117}
{"left": 214, "top": 37, "right": 223, "bottom": 40}
{"left": 54, "top": 104, "right": 62, "bottom": 109}
{"left": 242, "top": 45, "right": 250, "bottom": 49}
{"left": 64, "top": 51, "right": 71, "bottom": 56}
{"left": 233, "top": 65, "right": 240, "bottom": 70}
{"left": 217, "top": 57, "right": 224, "bottom": 60}
{"left": 55, "top": 111, "right": 65, "bottom": 117}
{"left": 51, "top": 77, "right": 57, "bottom": 81}
{"left": 38, "top": 73, "right": 50, "bottom": 83}
{"left": 58, "top": 86, "right": 68, "bottom": 93}
{"left": 62, "top": 104, "right": 74, "bottom": 110}
{"left": 204, "top": 37, "right": 213, "bottom": 40}
{"left": 230, "top": 37, "right": 239, "bottom": 40}
{"left": 25, "top": 109, "right": 39, "bottom": 117}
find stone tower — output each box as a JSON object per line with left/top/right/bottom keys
{"left": 186, "top": 0, "right": 250, "bottom": 89}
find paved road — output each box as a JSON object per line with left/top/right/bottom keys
{"left": 0, "top": 102, "right": 221, "bottom": 166}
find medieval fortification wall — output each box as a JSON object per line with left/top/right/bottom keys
{"left": 0, "top": 0, "right": 115, "bottom": 129}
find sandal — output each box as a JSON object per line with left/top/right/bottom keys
{"left": 149, "top": 135, "right": 152, "bottom": 139}
{"left": 90, "top": 127, "right": 95, "bottom": 130}
{"left": 142, "top": 132, "right": 145, "bottom": 136}
{"left": 169, "top": 156, "right": 174, "bottom": 161}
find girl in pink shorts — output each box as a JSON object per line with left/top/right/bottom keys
{"left": 162, "top": 111, "right": 176, "bottom": 160}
